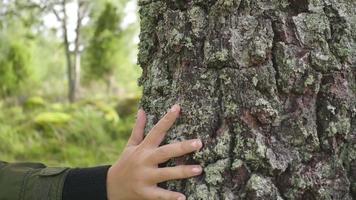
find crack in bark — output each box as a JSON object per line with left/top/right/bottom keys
{"left": 315, "top": 77, "right": 325, "bottom": 151}
{"left": 271, "top": 20, "right": 283, "bottom": 95}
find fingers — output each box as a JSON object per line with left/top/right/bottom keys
{"left": 143, "top": 104, "right": 181, "bottom": 147}
{"left": 152, "top": 139, "right": 203, "bottom": 164}
{"left": 153, "top": 165, "right": 203, "bottom": 183}
{"left": 144, "top": 187, "right": 186, "bottom": 200}
{"left": 127, "top": 109, "right": 147, "bottom": 146}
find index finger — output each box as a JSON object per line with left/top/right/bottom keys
{"left": 142, "top": 104, "right": 181, "bottom": 147}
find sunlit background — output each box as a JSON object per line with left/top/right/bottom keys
{"left": 0, "top": 0, "right": 141, "bottom": 167}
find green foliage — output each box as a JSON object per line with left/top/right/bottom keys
{"left": 86, "top": 2, "right": 122, "bottom": 81}
{"left": 30, "top": 35, "right": 67, "bottom": 99}
{"left": 0, "top": 97, "right": 139, "bottom": 167}
{"left": 0, "top": 38, "right": 32, "bottom": 96}
{"left": 0, "top": 0, "right": 142, "bottom": 168}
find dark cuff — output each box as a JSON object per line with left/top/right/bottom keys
{"left": 62, "top": 165, "right": 111, "bottom": 200}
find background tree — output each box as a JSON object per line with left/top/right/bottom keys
{"left": 138, "top": 0, "right": 356, "bottom": 199}
{"left": 0, "top": 0, "right": 89, "bottom": 102}
{"left": 86, "top": 2, "right": 122, "bottom": 93}
{"left": 52, "top": 0, "right": 90, "bottom": 102}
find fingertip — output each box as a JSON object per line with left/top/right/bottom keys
{"left": 177, "top": 195, "right": 186, "bottom": 200}
{"left": 170, "top": 104, "right": 181, "bottom": 113}
{"left": 137, "top": 109, "right": 147, "bottom": 122}
{"left": 191, "top": 139, "right": 203, "bottom": 150}
{"left": 192, "top": 165, "right": 203, "bottom": 175}
{"left": 138, "top": 108, "right": 146, "bottom": 117}
{"left": 128, "top": 109, "right": 147, "bottom": 146}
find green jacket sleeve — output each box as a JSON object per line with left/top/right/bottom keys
{"left": 0, "top": 161, "right": 69, "bottom": 200}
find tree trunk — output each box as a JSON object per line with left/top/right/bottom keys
{"left": 106, "top": 74, "right": 116, "bottom": 96}
{"left": 72, "top": 0, "right": 89, "bottom": 101}
{"left": 74, "top": 51, "right": 81, "bottom": 98}
{"left": 60, "top": 0, "right": 76, "bottom": 103}
{"left": 73, "top": 0, "right": 83, "bottom": 101}
{"left": 56, "top": 0, "right": 87, "bottom": 103}
{"left": 138, "top": 0, "right": 355, "bottom": 199}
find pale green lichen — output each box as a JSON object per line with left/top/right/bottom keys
{"left": 252, "top": 98, "right": 279, "bottom": 124}
{"left": 188, "top": 6, "right": 207, "bottom": 38}
{"left": 255, "top": 132, "right": 267, "bottom": 157}
{"left": 310, "top": 49, "right": 340, "bottom": 72}
{"left": 304, "top": 74, "right": 315, "bottom": 87}
{"left": 235, "top": 132, "right": 269, "bottom": 171}
{"left": 188, "top": 183, "right": 218, "bottom": 200}
{"left": 205, "top": 159, "right": 230, "bottom": 185}
{"left": 231, "top": 159, "right": 244, "bottom": 170}
{"left": 307, "top": 0, "right": 325, "bottom": 12}
{"left": 252, "top": 76, "right": 259, "bottom": 87}
{"left": 169, "top": 28, "right": 184, "bottom": 49}
{"left": 193, "top": 129, "right": 231, "bottom": 164}
{"left": 249, "top": 28, "right": 274, "bottom": 62}
{"left": 185, "top": 37, "right": 194, "bottom": 49}
{"left": 138, "top": 1, "right": 166, "bottom": 65}
{"left": 211, "top": 0, "right": 242, "bottom": 14}
{"left": 205, "top": 47, "right": 230, "bottom": 68}
{"left": 229, "top": 16, "right": 274, "bottom": 67}
{"left": 246, "top": 174, "right": 283, "bottom": 199}
{"left": 274, "top": 42, "right": 304, "bottom": 92}
{"left": 255, "top": 0, "right": 282, "bottom": 10}
{"left": 215, "top": 49, "right": 229, "bottom": 61}
{"left": 214, "top": 130, "right": 232, "bottom": 158}
{"left": 293, "top": 13, "right": 331, "bottom": 46}
{"left": 325, "top": 117, "right": 351, "bottom": 137}
{"left": 292, "top": 12, "right": 344, "bottom": 72}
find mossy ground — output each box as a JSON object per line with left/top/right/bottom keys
{"left": 0, "top": 96, "right": 139, "bottom": 167}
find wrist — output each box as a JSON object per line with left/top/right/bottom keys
{"left": 106, "top": 166, "right": 113, "bottom": 200}
{"left": 63, "top": 166, "right": 110, "bottom": 200}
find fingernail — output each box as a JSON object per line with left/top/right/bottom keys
{"left": 192, "top": 140, "right": 202, "bottom": 149}
{"left": 177, "top": 196, "right": 186, "bottom": 200}
{"left": 137, "top": 109, "right": 145, "bottom": 117}
{"left": 170, "top": 104, "right": 180, "bottom": 113}
{"left": 192, "top": 166, "right": 202, "bottom": 174}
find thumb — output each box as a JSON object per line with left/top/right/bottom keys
{"left": 127, "top": 109, "right": 147, "bottom": 146}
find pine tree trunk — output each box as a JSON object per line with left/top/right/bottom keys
{"left": 138, "top": 0, "right": 356, "bottom": 199}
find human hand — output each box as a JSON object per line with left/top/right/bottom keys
{"left": 107, "top": 105, "right": 203, "bottom": 200}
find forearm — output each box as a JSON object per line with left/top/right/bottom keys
{"left": 0, "top": 161, "right": 110, "bottom": 200}
{"left": 0, "top": 162, "right": 69, "bottom": 200}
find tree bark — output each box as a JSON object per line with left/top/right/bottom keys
{"left": 138, "top": 0, "right": 355, "bottom": 199}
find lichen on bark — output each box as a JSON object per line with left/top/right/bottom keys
{"left": 138, "top": 0, "right": 356, "bottom": 199}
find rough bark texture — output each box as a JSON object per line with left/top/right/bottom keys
{"left": 138, "top": 0, "right": 356, "bottom": 199}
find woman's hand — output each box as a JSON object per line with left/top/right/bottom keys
{"left": 107, "top": 105, "right": 203, "bottom": 200}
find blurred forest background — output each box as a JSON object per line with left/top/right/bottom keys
{"left": 0, "top": 0, "right": 141, "bottom": 167}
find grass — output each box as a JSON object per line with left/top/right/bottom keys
{"left": 0, "top": 96, "right": 140, "bottom": 167}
